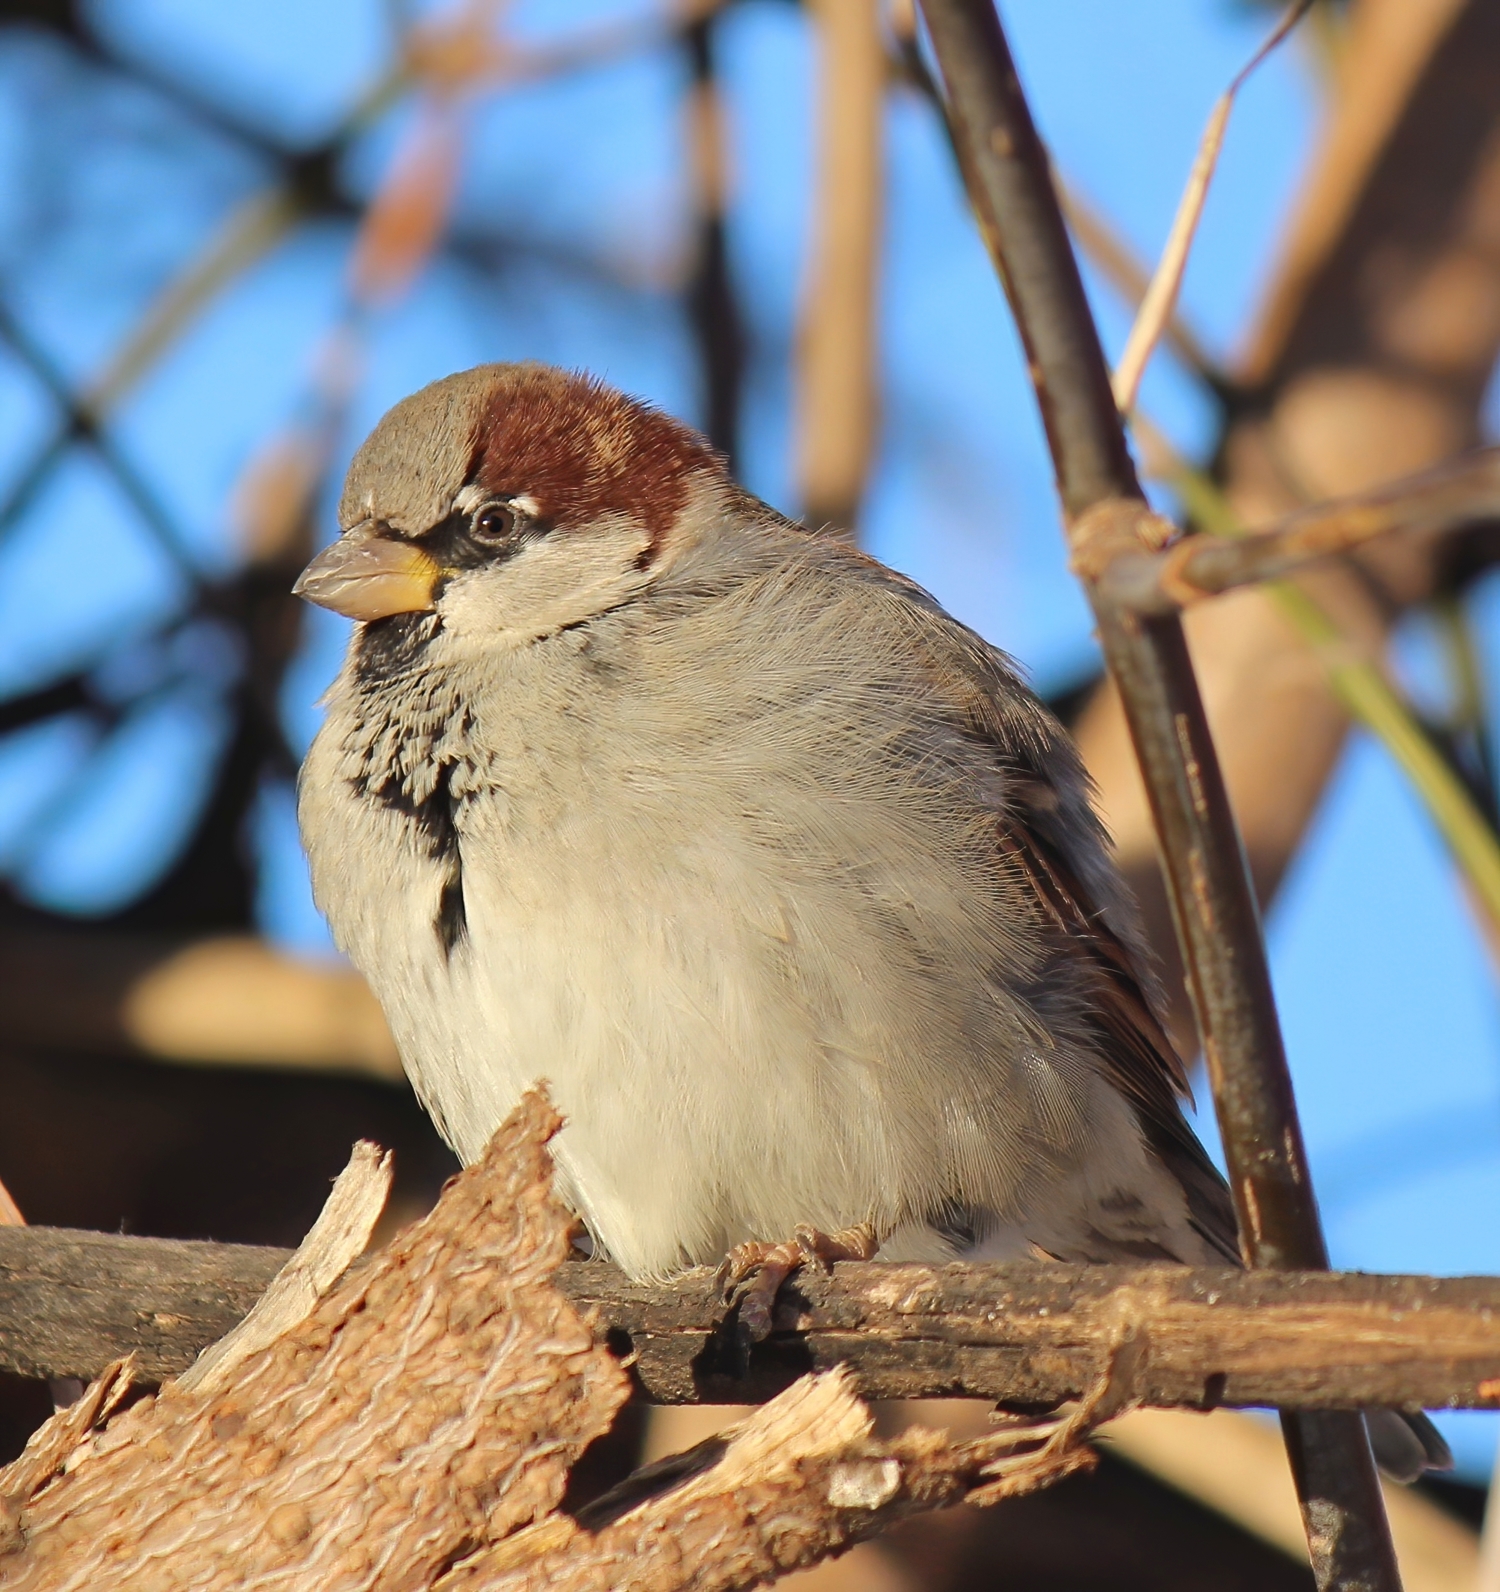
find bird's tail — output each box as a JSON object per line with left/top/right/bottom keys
{"left": 1365, "top": 1408, "right": 1453, "bottom": 1485}
{"left": 1160, "top": 1155, "right": 1453, "bottom": 1483}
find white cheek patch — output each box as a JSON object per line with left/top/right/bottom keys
{"left": 438, "top": 519, "right": 655, "bottom": 650}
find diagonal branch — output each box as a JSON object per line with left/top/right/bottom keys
{"left": 1101, "top": 445, "right": 1500, "bottom": 613}
{"left": 0, "top": 299, "right": 200, "bottom": 582}
{"left": 912, "top": 2, "right": 1399, "bottom": 1587}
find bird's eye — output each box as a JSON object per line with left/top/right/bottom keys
{"left": 471, "top": 503, "right": 517, "bottom": 543}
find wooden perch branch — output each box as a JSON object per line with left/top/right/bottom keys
{"left": 5, "top": 1222, "right": 1500, "bottom": 1411}
{"left": 1099, "top": 446, "right": 1500, "bottom": 614}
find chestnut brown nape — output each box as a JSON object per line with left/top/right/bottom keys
{"left": 471, "top": 366, "right": 725, "bottom": 545}
{"left": 338, "top": 363, "right": 726, "bottom": 546}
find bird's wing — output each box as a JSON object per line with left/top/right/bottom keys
{"left": 995, "top": 776, "right": 1241, "bottom": 1264}
{"left": 824, "top": 538, "right": 1243, "bottom": 1264}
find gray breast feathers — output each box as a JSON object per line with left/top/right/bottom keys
{"left": 298, "top": 527, "right": 1234, "bottom": 1276}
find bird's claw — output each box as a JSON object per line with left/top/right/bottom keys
{"left": 716, "top": 1222, "right": 878, "bottom": 1342}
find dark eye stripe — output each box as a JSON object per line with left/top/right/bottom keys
{"left": 416, "top": 501, "right": 544, "bottom": 570}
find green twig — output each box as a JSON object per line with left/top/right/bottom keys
{"left": 1433, "top": 593, "right": 1500, "bottom": 823}
{"left": 1163, "top": 453, "right": 1500, "bottom": 934}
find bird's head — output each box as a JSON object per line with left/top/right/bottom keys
{"left": 293, "top": 363, "right": 728, "bottom": 656}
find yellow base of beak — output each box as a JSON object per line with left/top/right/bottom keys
{"left": 294, "top": 531, "right": 441, "bottom": 621}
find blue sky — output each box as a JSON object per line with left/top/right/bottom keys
{"left": 1, "top": 0, "right": 1497, "bottom": 1474}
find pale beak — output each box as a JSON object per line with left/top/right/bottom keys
{"left": 293, "top": 527, "right": 441, "bottom": 621}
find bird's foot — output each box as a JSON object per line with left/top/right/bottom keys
{"left": 716, "top": 1222, "right": 878, "bottom": 1342}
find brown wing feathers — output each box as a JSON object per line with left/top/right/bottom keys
{"left": 997, "top": 791, "right": 1244, "bottom": 1265}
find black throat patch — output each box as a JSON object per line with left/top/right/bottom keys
{"left": 345, "top": 658, "right": 471, "bottom": 962}
{"left": 353, "top": 611, "right": 444, "bottom": 683}
{"left": 364, "top": 758, "right": 468, "bottom": 961}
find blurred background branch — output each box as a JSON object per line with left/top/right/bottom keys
{"left": 795, "top": 0, "right": 881, "bottom": 536}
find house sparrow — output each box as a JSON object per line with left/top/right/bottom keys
{"left": 296, "top": 363, "right": 1446, "bottom": 1479}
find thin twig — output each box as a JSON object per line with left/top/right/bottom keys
{"left": 1110, "top": 0, "right": 1313, "bottom": 413}
{"left": 1139, "top": 428, "right": 1500, "bottom": 941}
{"left": 1056, "top": 177, "right": 1230, "bottom": 398}
{"left": 1102, "top": 446, "right": 1500, "bottom": 611}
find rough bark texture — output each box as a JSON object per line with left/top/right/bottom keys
{"left": 0, "top": 1094, "right": 1118, "bottom": 1592}
{"left": 0, "top": 1090, "right": 630, "bottom": 1590}
{"left": 563, "top": 1261, "right": 1500, "bottom": 1412}
{"left": 5, "top": 1224, "right": 1500, "bottom": 1412}
{"left": 436, "top": 1365, "right": 1111, "bottom": 1592}
{"left": 0, "top": 1228, "right": 287, "bottom": 1383}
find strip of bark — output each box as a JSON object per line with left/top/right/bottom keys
{"left": 4, "top": 1223, "right": 1500, "bottom": 1411}
{"left": 0, "top": 1090, "right": 629, "bottom": 1591}
{"left": 438, "top": 1364, "right": 1109, "bottom": 1592}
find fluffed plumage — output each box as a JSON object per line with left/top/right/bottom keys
{"left": 296, "top": 364, "right": 1446, "bottom": 1479}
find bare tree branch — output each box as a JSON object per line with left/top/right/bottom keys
{"left": 5, "top": 1221, "right": 1500, "bottom": 1412}
{"left": 1099, "top": 446, "right": 1500, "bottom": 613}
